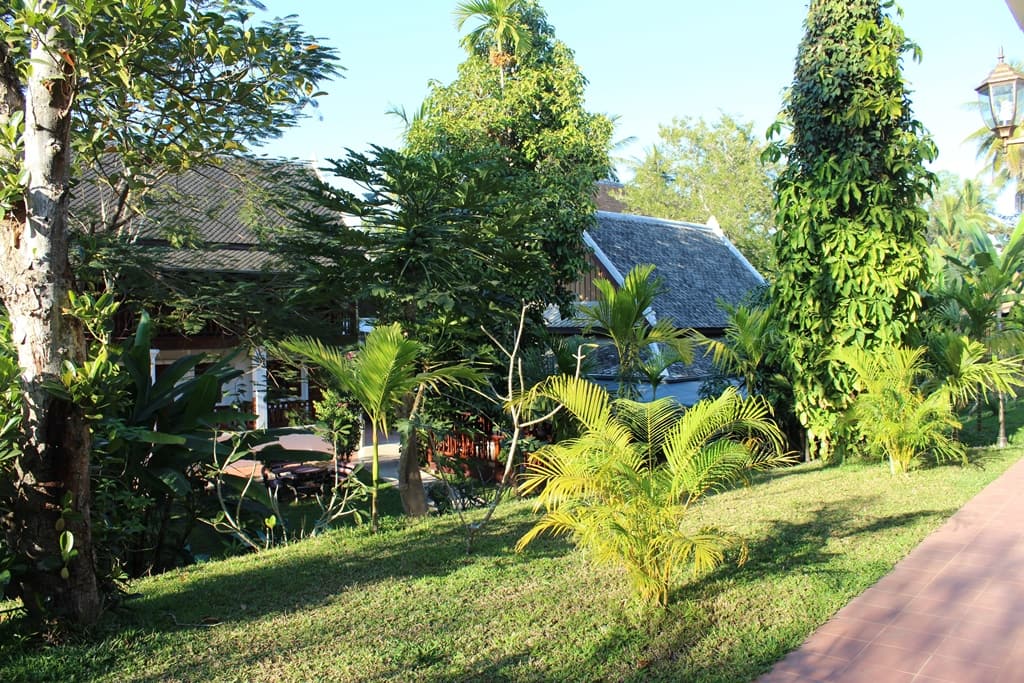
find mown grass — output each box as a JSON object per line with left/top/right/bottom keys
{"left": 1, "top": 439, "right": 1021, "bottom": 681}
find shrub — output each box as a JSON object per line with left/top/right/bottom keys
{"left": 516, "top": 377, "right": 791, "bottom": 606}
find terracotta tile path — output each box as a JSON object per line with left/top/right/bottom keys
{"left": 758, "top": 455, "right": 1024, "bottom": 682}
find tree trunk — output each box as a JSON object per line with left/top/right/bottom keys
{"left": 998, "top": 391, "right": 1008, "bottom": 449}
{"left": 0, "top": 15, "right": 101, "bottom": 624}
{"left": 397, "top": 391, "right": 428, "bottom": 517}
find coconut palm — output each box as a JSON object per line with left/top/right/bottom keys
{"left": 453, "top": 0, "right": 532, "bottom": 87}
{"left": 516, "top": 376, "right": 789, "bottom": 606}
{"left": 280, "top": 323, "right": 479, "bottom": 532}
{"left": 832, "top": 346, "right": 965, "bottom": 475}
{"left": 579, "top": 264, "right": 694, "bottom": 400}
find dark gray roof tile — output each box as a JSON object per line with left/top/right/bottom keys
{"left": 587, "top": 212, "right": 764, "bottom": 330}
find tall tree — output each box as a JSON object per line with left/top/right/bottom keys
{"left": 0, "top": 0, "right": 336, "bottom": 624}
{"left": 766, "top": 0, "right": 936, "bottom": 459}
{"left": 406, "top": 0, "right": 613, "bottom": 314}
{"left": 619, "top": 114, "right": 778, "bottom": 274}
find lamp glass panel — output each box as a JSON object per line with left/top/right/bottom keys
{"left": 993, "top": 82, "right": 1016, "bottom": 126}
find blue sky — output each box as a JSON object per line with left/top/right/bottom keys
{"left": 257, "top": 1, "right": 1024, "bottom": 196}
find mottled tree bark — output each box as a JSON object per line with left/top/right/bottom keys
{"left": 0, "top": 13, "right": 100, "bottom": 624}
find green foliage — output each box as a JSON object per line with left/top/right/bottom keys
{"left": 313, "top": 388, "right": 362, "bottom": 458}
{"left": 50, "top": 298, "right": 248, "bottom": 582}
{"left": 695, "top": 302, "right": 778, "bottom": 396}
{"left": 833, "top": 345, "right": 964, "bottom": 474}
{"left": 619, "top": 114, "right": 778, "bottom": 274}
{"left": 924, "top": 173, "right": 1002, "bottom": 251}
{"left": 454, "top": 0, "right": 534, "bottom": 73}
{"left": 924, "top": 332, "right": 1024, "bottom": 410}
{"left": 767, "top": 0, "right": 936, "bottom": 458}
{"left": 407, "top": 0, "right": 612, "bottom": 314}
{"left": 279, "top": 323, "right": 481, "bottom": 532}
{"left": 278, "top": 146, "right": 553, "bottom": 353}
{"left": 517, "top": 376, "right": 790, "bottom": 606}
{"left": 579, "top": 264, "right": 694, "bottom": 399}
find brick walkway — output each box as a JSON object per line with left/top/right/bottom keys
{"left": 758, "top": 456, "right": 1024, "bottom": 682}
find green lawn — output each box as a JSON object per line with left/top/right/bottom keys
{"left": 1, "top": 445, "right": 1021, "bottom": 682}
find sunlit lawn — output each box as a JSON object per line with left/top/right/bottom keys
{"left": 1, "top": 431, "right": 1021, "bottom": 682}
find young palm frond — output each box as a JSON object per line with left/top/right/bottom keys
{"left": 833, "top": 345, "right": 965, "bottom": 474}
{"left": 280, "top": 323, "right": 480, "bottom": 532}
{"left": 614, "top": 396, "right": 683, "bottom": 463}
{"left": 517, "top": 377, "right": 790, "bottom": 606}
{"left": 926, "top": 332, "right": 1024, "bottom": 409}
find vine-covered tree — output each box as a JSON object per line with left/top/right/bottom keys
{"left": 0, "top": 0, "right": 337, "bottom": 624}
{"left": 766, "top": 0, "right": 936, "bottom": 459}
{"left": 619, "top": 114, "right": 778, "bottom": 274}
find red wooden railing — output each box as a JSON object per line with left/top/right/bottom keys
{"left": 425, "top": 414, "right": 506, "bottom": 483}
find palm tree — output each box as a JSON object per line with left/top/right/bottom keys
{"left": 694, "top": 303, "right": 777, "bottom": 396}
{"left": 579, "top": 264, "right": 693, "bottom": 400}
{"left": 926, "top": 175, "right": 1000, "bottom": 250}
{"left": 515, "top": 376, "right": 789, "bottom": 606}
{"left": 832, "top": 346, "right": 964, "bottom": 474}
{"left": 453, "top": 0, "right": 532, "bottom": 88}
{"left": 280, "top": 323, "right": 479, "bottom": 532}
{"left": 940, "top": 218, "right": 1024, "bottom": 446}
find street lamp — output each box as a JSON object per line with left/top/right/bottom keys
{"left": 976, "top": 50, "right": 1024, "bottom": 141}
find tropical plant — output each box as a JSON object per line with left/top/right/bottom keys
{"left": 454, "top": 0, "right": 532, "bottom": 85}
{"left": 925, "top": 173, "right": 1002, "bottom": 251}
{"left": 767, "top": 0, "right": 936, "bottom": 461}
{"left": 0, "top": 0, "right": 337, "bottom": 624}
{"left": 407, "top": 0, "right": 612, "bottom": 318}
{"left": 924, "top": 332, "right": 1024, "bottom": 413}
{"left": 938, "top": 217, "right": 1024, "bottom": 445}
{"left": 516, "top": 377, "right": 790, "bottom": 607}
{"left": 694, "top": 302, "right": 777, "bottom": 396}
{"left": 579, "top": 264, "right": 693, "bottom": 399}
{"left": 279, "top": 323, "right": 480, "bottom": 532}
{"left": 313, "top": 388, "right": 363, "bottom": 459}
{"left": 832, "top": 346, "right": 965, "bottom": 474}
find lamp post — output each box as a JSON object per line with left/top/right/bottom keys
{"left": 976, "top": 50, "right": 1024, "bottom": 142}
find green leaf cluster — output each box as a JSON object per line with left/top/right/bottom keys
{"left": 406, "top": 0, "right": 613, "bottom": 312}
{"left": 517, "top": 376, "right": 791, "bottom": 606}
{"left": 768, "top": 0, "right": 936, "bottom": 457}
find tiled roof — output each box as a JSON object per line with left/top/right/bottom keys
{"left": 586, "top": 211, "right": 765, "bottom": 331}
{"left": 71, "top": 156, "right": 317, "bottom": 273}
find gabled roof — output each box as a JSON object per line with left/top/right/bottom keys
{"left": 586, "top": 211, "right": 765, "bottom": 331}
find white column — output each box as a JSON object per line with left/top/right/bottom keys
{"left": 300, "top": 364, "right": 309, "bottom": 401}
{"left": 251, "top": 346, "right": 268, "bottom": 430}
{"left": 149, "top": 349, "right": 159, "bottom": 384}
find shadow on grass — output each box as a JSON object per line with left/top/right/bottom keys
{"left": 0, "top": 505, "right": 571, "bottom": 679}
{"left": 624, "top": 496, "right": 957, "bottom": 683}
